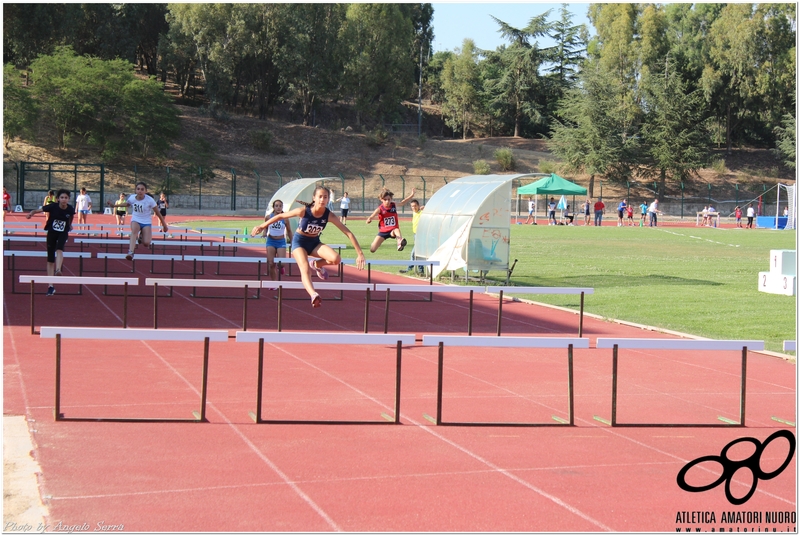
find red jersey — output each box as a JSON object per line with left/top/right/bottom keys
{"left": 377, "top": 202, "right": 399, "bottom": 233}
{"left": 3, "top": 191, "right": 10, "bottom": 209}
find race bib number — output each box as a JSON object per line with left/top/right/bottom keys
{"left": 51, "top": 220, "right": 66, "bottom": 232}
{"left": 305, "top": 223, "right": 324, "bottom": 235}
{"left": 270, "top": 222, "right": 283, "bottom": 231}
{"left": 133, "top": 203, "right": 146, "bottom": 213}
{"left": 382, "top": 216, "right": 396, "bottom": 227}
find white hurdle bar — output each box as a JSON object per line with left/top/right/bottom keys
{"left": 236, "top": 331, "right": 415, "bottom": 424}
{"left": 373, "top": 284, "right": 483, "bottom": 334}
{"left": 423, "top": 335, "right": 588, "bottom": 427}
{"left": 183, "top": 254, "right": 267, "bottom": 279}
{"left": 95, "top": 252, "right": 184, "bottom": 279}
{"left": 595, "top": 338, "right": 765, "bottom": 427}
{"left": 485, "top": 286, "right": 594, "bottom": 337}
{"left": 145, "top": 277, "right": 261, "bottom": 330}
{"left": 783, "top": 340, "right": 796, "bottom": 352}
{"left": 40, "top": 327, "right": 228, "bottom": 422}
{"left": 20, "top": 275, "right": 139, "bottom": 333}
{"left": 340, "top": 258, "right": 439, "bottom": 284}
{"left": 5, "top": 250, "right": 92, "bottom": 293}
{"left": 261, "top": 281, "right": 376, "bottom": 331}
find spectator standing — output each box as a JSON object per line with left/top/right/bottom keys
{"left": 401, "top": 199, "right": 425, "bottom": 275}
{"left": 648, "top": 199, "right": 659, "bottom": 227}
{"left": 524, "top": 197, "right": 536, "bottom": 224}
{"left": 617, "top": 199, "right": 627, "bottom": 226}
{"left": 3, "top": 186, "right": 11, "bottom": 218}
{"left": 707, "top": 205, "right": 716, "bottom": 227}
{"left": 593, "top": 198, "right": 605, "bottom": 226}
{"left": 548, "top": 197, "right": 557, "bottom": 225}
{"left": 734, "top": 206, "right": 742, "bottom": 228}
{"left": 746, "top": 204, "right": 755, "bottom": 228}
{"left": 699, "top": 206, "right": 708, "bottom": 226}
{"left": 639, "top": 201, "right": 648, "bottom": 226}
{"left": 75, "top": 187, "right": 92, "bottom": 224}
{"left": 336, "top": 192, "right": 351, "bottom": 225}
{"left": 583, "top": 199, "right": 591, "bottom": 225}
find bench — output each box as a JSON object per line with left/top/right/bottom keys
{"left": 235, "top": 331, "right": 415, "bottom": 424}
{"left": 595, "top": 338, "right": 764, "bottom": 427}
{"left": 422, "top": 335, "right": 590, "bottom": 426}
{"left": 373, "top": 283, "right": 481, "bottom": 334}
{"left": 5, "top": 250, "right": 91, "bottom": 293}
{"left": 19, "top": 275, "right": 139, "bottom": 333}
{"left": 39, "top": 326, "right": 228, "bottom": 422}
{"left": 485, "top": 286, "right": 594, "bottom": 336}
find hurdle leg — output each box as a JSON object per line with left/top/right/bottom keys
{"left": 277, "top": 286, "right": 283, "bottom": 332}
{"left": 611, "top": 344, "right": 619, "bottom": 426}
{"left": 123, "top": 282, "right": 128, "bottom": 328}
{"left": 54, "top": 334, "right": 62, "bottom": 421}
{"left": 496, "top": 290, "right": 504, "bottom": 336}
{"left": 740, "top": 347, "right": 747, "bottom": 427}
{"left": 394, "top": 340, "right": 402, "bottom": 424}
{"left": 436, "top": 341, "right": 444, "bottom": 425}
{"left": 579, "top": 291, "right": 585, "bottom": 337}
{"left": 467, "top": 290, "right": 474, "bottom": 336}
{"left": 11, "top": 255, "right": 17, "bottom": 294}
{"left": 30, "top": 280, "right": 35, "bottom": 335}
{"left": 364, "top": 287, "right": 370, "bottom": 334}
{"left": 196, "top": 337, "right": 210, "bottom": 422}
{"left": 383, "top": 288, "right": 391, "bottom": 334}
{"left": 153, "top": 283, "right": 159, "bottom": 329}
{"left": 568, "top": 344, "right": 574, "bottom": 426}
{"left": 253, "top": 338, "right": 264, "bottom": 423}
{"left": 242, "top": 285, "right": 249, "bottom": 331}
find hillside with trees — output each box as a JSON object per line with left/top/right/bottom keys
{"left": 3, "top": 3, "right": 795, "bottom": 203}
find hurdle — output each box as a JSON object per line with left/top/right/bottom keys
{"left": 485, "top": 286, "right": 594, "bottom": 337}
{"left": 145, "top": 278, "right": 261, "bottom": 330}
{"left": 339, "top": 259, "right": 438, "bottom": 286}
{"left": 39, "top": 326, "right": 228, "bottom": 422}
{"left": 595, "top": 338, "right": 765, "bottom": 427}
{"left": 5, "top": 250, "right": 91, "bottom": 293}
{"left": 96, "top": 252, "right": 184, "bottom": 280}
{"left": 265, "top": 281, "right": 375, "bottom": 331}
{"left": 373, "top": 284, "right": 482, "bottom": 334}
{"left": 74, "top": 237, "right": 212, "bottom": 255}
{"left": 784, "top": 340, "right": 796, "bottom": 352}
{"left": 236, "top": 331, "right": 415, "bottom": 424}
{"left": 183, "top": 254, "right": 266, "bottom": 280}
{"left": 3, "top": 236, "right": 48, "bottom": 250}
{"left": 422, "top": 335, "right": 589, "bottom": 426}
{"left": 20, "top": 275, "right": 139, "bottom": 334}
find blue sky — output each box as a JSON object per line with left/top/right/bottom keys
{"left": 431, "top": 2, "right": 592, "bottom": 54}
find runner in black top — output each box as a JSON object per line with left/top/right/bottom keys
{"left": 26, "top": 188, "right": 75, "bottom": 295}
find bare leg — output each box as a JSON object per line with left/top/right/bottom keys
{"left": 55, "top": 250, "right": 64, "bottom": 274}
{"left": 291, "top": 247, "right": 319, "bottom": 305}
{"left": 370, "top": 236, "right": 386, "bottom": 253}
{"left": 266, "top": 246, "right": 277, "bottom": 281}
{"left": 140, "top": 224, "right": 153, "bottom": 247}
{"left": 128, "top": 221, "right": 141, "bottom": 256}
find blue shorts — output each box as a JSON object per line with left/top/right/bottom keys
{"left": 291, "top": 233, "right": 321, "bottom": 255}
{"left": 266, "top": 236, "right": 287, "bottom": 249}
{"left": 79, "top": 209, "right": 90, "bottom": 215}
{"left": 133, "top": 222, "right": 151, "bottom": 229}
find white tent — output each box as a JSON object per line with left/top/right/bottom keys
{"left": 266, "top": 177, "right": 338, "bottom": 221}
{"left": 414, "top": 174, "right": 536, "bottom": 276}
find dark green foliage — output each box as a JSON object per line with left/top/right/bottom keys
{"left": 3, "top": 64, "right": 38, "bottom": 147}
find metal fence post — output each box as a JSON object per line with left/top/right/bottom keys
{"left": 198, "top": 166, "right": 202, "bottom": 210}
{"left": 231, "top": 168, "right": 236, "bottom": 211}
{"left": 255, "top": 170, "right": 261, "bottom": 211}
{"left": 421, "top": 176, "right": 426, "bottom": 205}
{"left": 680, "top": 181, "right": 684, "bottom": 218}
{"left": 400, "top": 175, "right": 406, "bottom": 212}
{"left": 275, "top": 170, "right": 283, "bottom": 189}
{"left": 99, "top": 164, "right": 105, "bottom": 209}
{"left": 360, "top": 174, "right": 366, "bottom": 211}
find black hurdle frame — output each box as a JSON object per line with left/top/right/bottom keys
{"left": 9, "top": 254, "right": 86, "bottom": 294}
{"left": 433, "top": 341, "right": 575, "bottom": 427}
{"left": 53, "top": 333, "right": 210, "bottom": 422}
{"left": 29, "top": 279, "right": 129, "bottom": 334}
{"left": 608, "top": 344, "right": 748, "bottom": 427}
{"left": 495, "top": 290, "right": 586, "bottom": 337}
{"left": 371, "top": 289, "right": 476, "bottom": 335}
{"left": 248, "top": 338, "right": 404, "bottom": 425}
{"left": 153, "top": 283, "right": 253, "bottom": 331}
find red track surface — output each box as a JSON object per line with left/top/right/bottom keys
{"left": 3, "top": 214, "right": 796, "bottom": 532}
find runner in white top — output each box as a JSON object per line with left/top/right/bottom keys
{"left": 336, "top": 192, "right": 351, "bottom": 224}
{"left": 262, "top": 199, "right": 293, "bottom": 286}
{"left": 109, "top": 181, "right": 167, "bottom": 260}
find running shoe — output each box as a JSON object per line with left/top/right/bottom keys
{"left": 125, "top": 251, "right": 134, "bottom": 261}
{"left": 311, "top": 293, "right": 321, "bottom": 308}
{"left": 54, "top": 270, "right": 62, "bottom": 276}
{"left": 309, "top": 259, "right": 328, "bottom": 280}
{"left": 397, "top": 238, "right": 407, "bottom": 251}
{"left": 46, "top": 286, "right": 56, "bottom": 296}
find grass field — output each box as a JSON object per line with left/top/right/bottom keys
{"left": 176, "top": 218, "right": 796, "bottom": 353}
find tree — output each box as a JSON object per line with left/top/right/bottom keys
{"left": 547, "top": 61, "right": 640, "bottom": 198}
{"left": 640, "top": 56, "right": 711, "bottom": 193}
{"left": 3, "top": 64, "right": 38, "bottom": 148}
{"left": 339, "top": 4, "right": 416, "bottom": 124}
{"left": 440, "top": 39, "right": 480, "bottom": 139}
{"left": 774, "top": 113, "right": 796, "bottom": 169}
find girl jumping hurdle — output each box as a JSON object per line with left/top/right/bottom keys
{"left": 251, "top": 185, "right": 365, "bottom": 308}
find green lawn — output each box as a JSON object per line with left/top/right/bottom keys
{"left": 176, "top": 218, "right": 796, "bottom": 353}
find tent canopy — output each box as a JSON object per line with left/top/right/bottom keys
{"left": 517, "top": 174, "right": 587, "bottom": 196}
{"left": 266, "top": 177, "right": 338, "bottom": 219}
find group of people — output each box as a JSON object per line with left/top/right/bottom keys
{"left": 24, "top": 183, "right": 170, "bottom": 295}
{"left": 523, "top": 196, "right": 662, "bottom": 227}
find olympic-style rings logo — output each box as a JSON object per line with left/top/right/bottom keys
{"left": 676, "top": 429, "right": 796, "bottom": 505}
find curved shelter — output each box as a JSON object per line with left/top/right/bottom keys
{"left": 266, "top": 177, "right": 337, "bottom": 221}
{"left": 415, "top": 174, "right": 536, "bottom": 277}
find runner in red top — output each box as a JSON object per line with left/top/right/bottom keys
{"left": 366, "top": 187, "right": 415, "bottom": 253}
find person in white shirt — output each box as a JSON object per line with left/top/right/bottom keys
{"left": 75, "top": 187, "right": 92, "bottom": 224}
{"left": 336, "top": 192, "right": 351, "bottom": 224}
{"left": 110, "top": 181, "right": 167, "bottom": 260}
{"left": 648, "top": 199, "right": 659, "bottom": 227}
{"left": 746, "top": 204, "right": 755, "bottom": 229}
{"left": 524, "top": 197, "right": 535, "bottom": 224}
